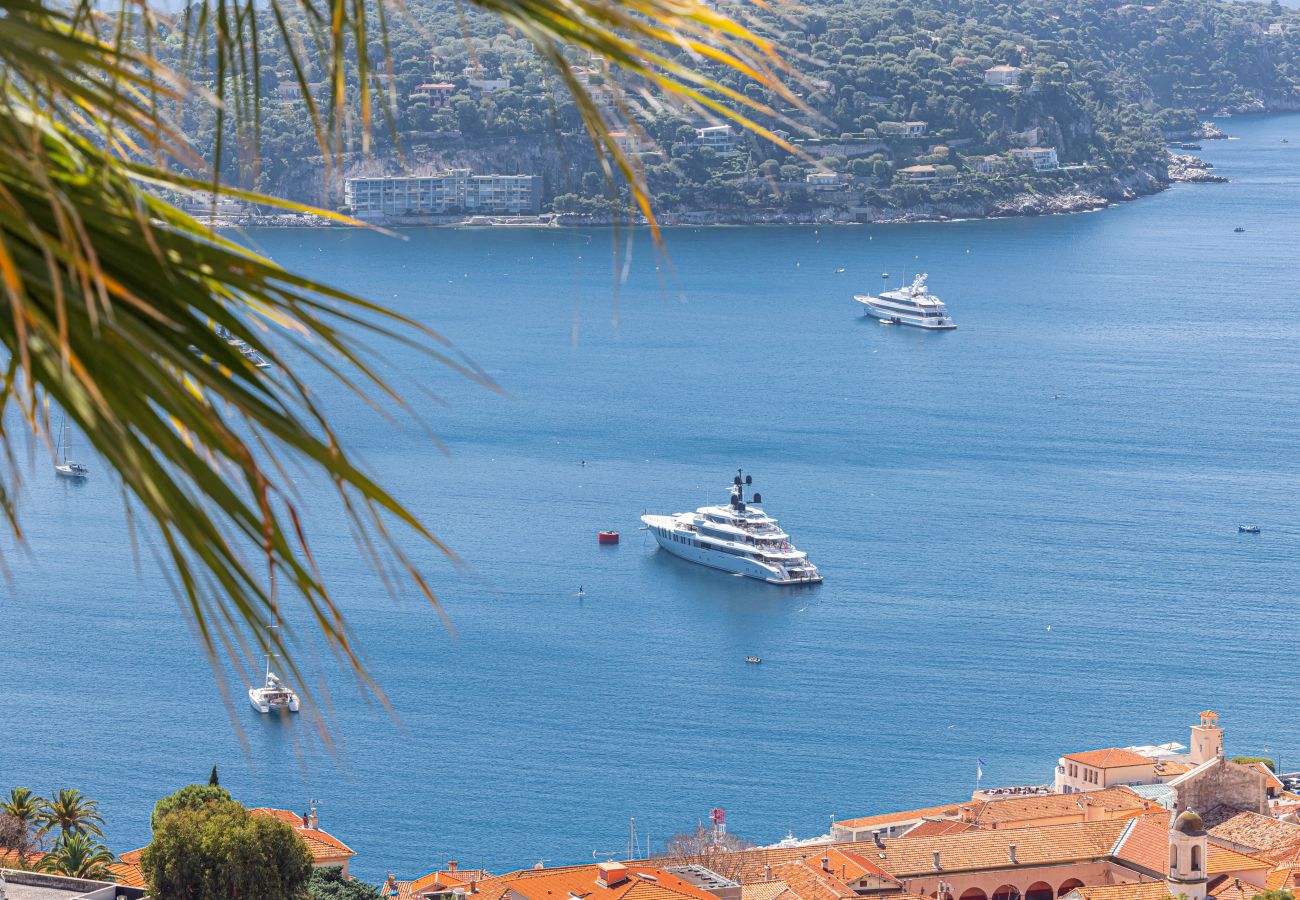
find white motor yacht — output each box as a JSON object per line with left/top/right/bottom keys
{"left": 855, "top": 273, "right": 956, "bottom": 329}
{"left": 642, "top": 470, "right": 822, "bottom": 585}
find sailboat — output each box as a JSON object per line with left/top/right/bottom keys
{"left": 248, "top": 625, "right": 300, "bottom": 714}
{"left": 54, "top": 415, "right": 88, "bottom": 479}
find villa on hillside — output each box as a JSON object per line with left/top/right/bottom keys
{"left": 984, "top": 65, "right": 1022, "bottom": 88}
{"left": 1009, "top": 148, "right": 1060, "bottom": 171}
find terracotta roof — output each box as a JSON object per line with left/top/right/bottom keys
{"left": 109, "top": 848, "right": 147, "bottom": 888}
{"left": 1205, "top": 806, "right": 1300, "bottom": 855}
{"left": 743, "top": 882, "right": 795, "bottom": 900}
{"left": 1207, "top": 841, "right": 1271, "bottom": 874}
{"left": 0, "top": 849, "right": 46, "bottom": 867}
{"left": 249, "top": 808, "right": 355, "bottom": 861}
{"left": 906, "top": 820, "right": 975, "bottom": 838}
{"left": 1068, "top": 883, "right": 1173, "bottom": 900}
{"left": 385, "top": 869, "right": 496, "bottom": 900}
{"left": 974, "top": 788, "right": 1149, "bottom": 825}
{"left": 835, "top": 804, "right": 964, "bottom": 831}
{"left": 1112, "top": 816, "right": 1170, "bottom": 874}
{"left": 1265, "top": 857, "right": 1300, "bottom": 892}
{"left": 1062, "top": 749, "right": 1155, "bottom": 769}
{"left": 773, "top": 860, "right": 860, "bottom": 900}
{"left": 1207, "top": 877, "right": 1258, "bottom": 900}
{"left": 1251, "top": 762, "right": 1286, "bottom": 792}
{"left": 468, "top": 865, "right": 721, "bottom": 900}
{"left": 1152, "top": 762, "right": 1195, "bottom": 777}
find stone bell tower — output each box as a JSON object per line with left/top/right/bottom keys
{"left": 1168, "top": 809, "right": 1208, "bottom": 900}
{"left": 1190, "top": 710, "right": 1223, "bottom": 765}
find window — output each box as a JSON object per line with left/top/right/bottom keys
{"left": 1191, "top": 846, "right": 1202, "bottom": 873}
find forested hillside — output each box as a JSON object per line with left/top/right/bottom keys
{"left": 160, "top": 0, "right": 1300, "bottom": 219}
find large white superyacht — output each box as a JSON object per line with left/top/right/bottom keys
{"left": 641, "top": 471, "right": 822, "bottom": 585}
{"left": 855, "top": 273, "right": 956, "bottom": 329}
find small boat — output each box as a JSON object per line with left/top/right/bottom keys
{"left": 1234, "top": 226, "right": 1246, "bottom": 233}
{"left": 54, "top": 415, "right": 88, "bottom": 479}
{"left": 597, "top": 530, "right": 620, "bottom": 544}
{"left": 745, "top": 657, "right": 762, "bottom": 664}
{"left": 879, "top": 318, "right": 895, "bottom": 325}
{"left": 1238, "top": 524, "right": 1261, "bottom": 534}
{"left": 834, "top": 267, "right": 845, "bottom": 274}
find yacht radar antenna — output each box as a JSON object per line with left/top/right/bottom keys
{"left": 880, "top": 272, "right": 889, "bottom": 294}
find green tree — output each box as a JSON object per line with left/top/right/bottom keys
{"left": 37, "top": 833, "right": 116, "bottom": 880}
{"left": 309, "top": 867, "right": 383, "bottom": 900}
{"left": 1250, "top": 891, "right": 1294, "bottom": 900}
{"left": 38, "top": 789, "right": 104, "bottom": 840}
{"left": 0, "top": 788, "right": 46, "bottom": 865}
{"left": 1232, "top": 756, "right": 1277, "bottom": 772}
{"left": 142, "top": 800, "right": 312, "bottom": 900}
{"left": 150, "top": 784, "right": 234, "bottom": 833}
{"left": 208, "top": 767, "right": 220, "bottom": 788}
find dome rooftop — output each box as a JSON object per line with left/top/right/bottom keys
{"left": 1174, "top": 809, "right": 1206, "bottom": 835}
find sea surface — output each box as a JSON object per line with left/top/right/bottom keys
{"left": 3, "top": 114, "right": 1300, "bottom": 881}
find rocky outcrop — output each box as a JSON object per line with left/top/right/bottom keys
{"left": 1167, "top": 152, "right": 1227, "bottom": 183}
{"left": 1193, "top": 121, "right": 1230, "bottom": 140}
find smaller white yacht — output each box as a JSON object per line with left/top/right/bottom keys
{"left": 855, "top": 273, "right": 956, "bottom": 329}
{"left": 54, "top": 415, "right": 88, "bottom": 479}
{"left": 249, "top": 655, "right": 300, "bottom": 713}
{"left": 642, "top": 470, "right": 821, "bottom": 585}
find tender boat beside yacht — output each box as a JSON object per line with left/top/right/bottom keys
{"left": 855, "top": 273, "right": 956, "bottom": 329}
{"left": 641, "top": 470, "right": 822, "bottom": 585}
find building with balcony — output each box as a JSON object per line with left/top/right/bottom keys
{"left": 410, "top": 82, "right": 455, "bottom": 109}
{"left": 1010, "top": 147, "right": 1060, "bottom": 170}
{"left": 345, "top": 170, "right": 541, "bottom": 218}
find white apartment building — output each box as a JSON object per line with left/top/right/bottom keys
{"left": 345, "top": 170, "right": 540, "bottom": 218}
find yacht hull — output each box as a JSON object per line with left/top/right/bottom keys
{"left": 855, "top": 297, "right": 956, "bottom": 329}
{"left": 646, "top": 526, "right": 821, "bottom": 585}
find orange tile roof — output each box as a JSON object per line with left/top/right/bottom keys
{"left": 835, "top": 804, "right": 964, "bottom": 831}
{"left": 468, "top": 864, "right": 721, "bottom": 900}
{"left": 1112, "top": 816, "right": 1169, "bottom": 874}
{"left": 0, "top": 849, "right": 46, "bottom": 867}
{"left": 905, "top": 820, "right": 975, "bottom": 838}
{"left": 1265, "top": 856, "right": 1300, "bottom": 892}
{"left": 1062, "top": 749, "right": 1155, "bottom": 769}
{"left": 1206, "top": 841, "right": 1271, "bottom": 875}
{"left": 773, "top": 860, "right": 860, "bottom": 900}
{"left": 1205, "top": 806, "right": 1300, "bottom": 856}
{"left": 1207, "top": 877, "right": 1258, "bottom": 900}
{"left": 1152, "top": 762, "right": 1195, "bottom": 777}
{"left": 974, "top": 787, "right": 1150, "bottom": 825}
{"left": 1068, "top": 882, "right": 1172, "bottom": 900}
{"left": 109, "top": 848, "right": 147, "bottom": 888}
{"left": 742, "top": 882, "right": 795, "bottom": 900}
{"left": 384, "top": 869, "right": 496, "bottom": 900}
{"left": 249, "top": 808, "right": 355, "bottom": 861}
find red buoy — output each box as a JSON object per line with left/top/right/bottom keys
{"left": 598, "top": 531, "right": 620, "bottom": 544}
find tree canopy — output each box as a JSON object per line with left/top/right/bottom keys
{"left": 150, "top": 784, "right": 235, "bottom": 833}
{"left": 309, "top": 866, "right": 383, "bottom": 900}
{"left": 142, "top": 800, "right": 313, "bottom": 900}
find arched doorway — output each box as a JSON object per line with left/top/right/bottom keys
{"left": 1026, "top": 882, "right": 1053, "bottom": 900}
{"left": 1057, "top": 880, "right": 1085, "bottom": 898}
{"left": 960, "top": 890, "right": 988, "bottom": 900}
{"left": 992, "top": 886, "right": 1021, "bottom": 900}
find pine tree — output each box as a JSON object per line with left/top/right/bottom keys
{"left": 208, "top": 767, "right": 220, "bottom": 787}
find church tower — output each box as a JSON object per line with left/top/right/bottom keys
{"left": 1168, "top": 809, "right": 1208, "bottom": 900}
{"left": 1190, "top": 710, "right": 1223, "bottom": 765}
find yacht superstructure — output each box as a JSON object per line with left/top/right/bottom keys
{"left": 855, "top": 273, "right": 956, "bottom": 329}
{"left": 641, "top": 471, "right": 822, "bottom": 585}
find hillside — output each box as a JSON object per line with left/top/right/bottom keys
{"left": 159, "top": 0, "right": 1300, "bottom": 222}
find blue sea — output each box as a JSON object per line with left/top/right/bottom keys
{"left": 3, "top": 114, "right": 1300, "bottom": 882}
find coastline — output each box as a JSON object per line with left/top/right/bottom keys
{"left": 217, "top": 164, "right": 1173, "bottom": 229}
